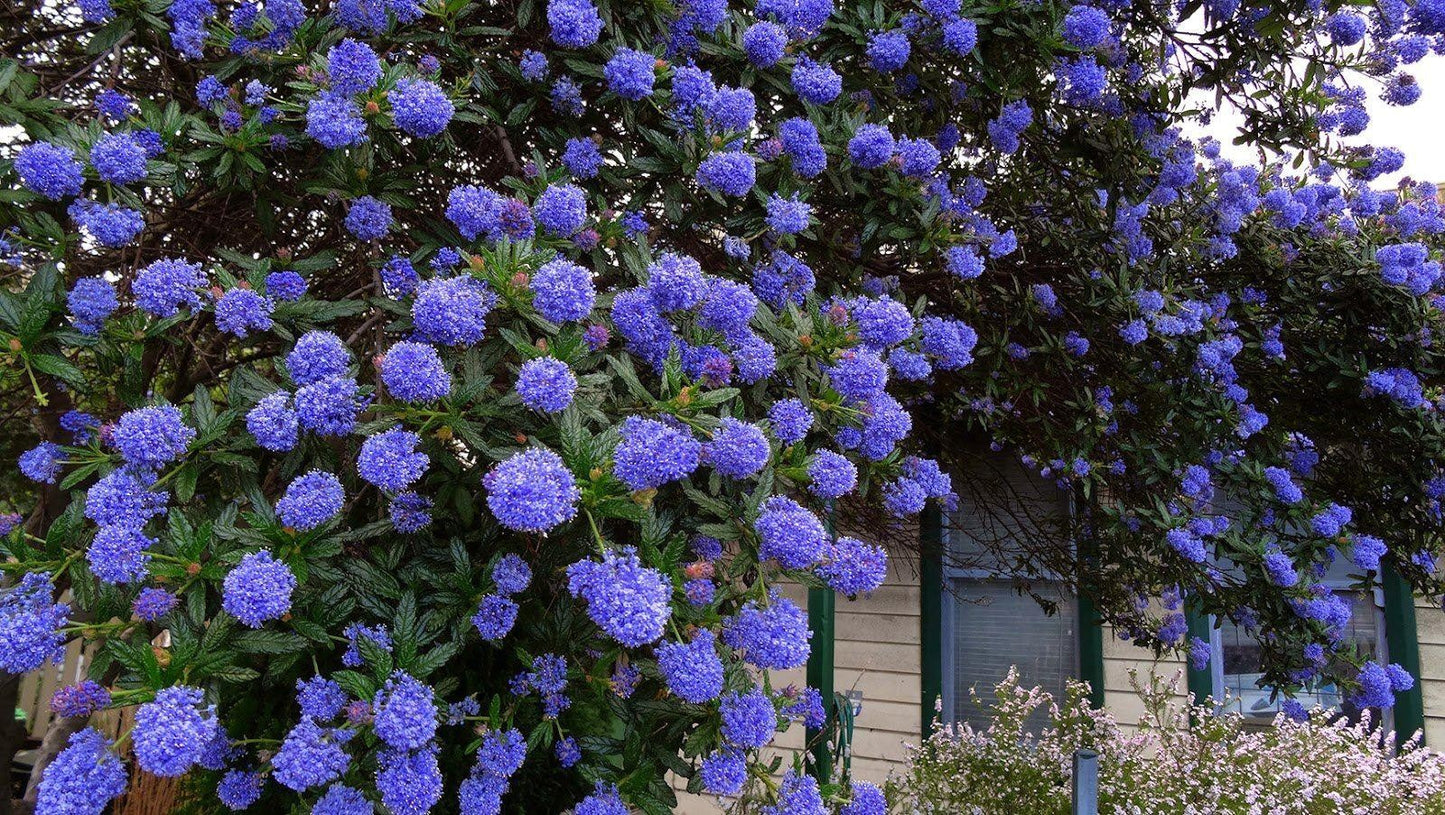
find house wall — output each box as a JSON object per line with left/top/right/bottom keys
{"left": 833, "top": 553, "right": 924, "bottom": 784}
{"left": 1414, "top": 595, "right": 1445, "bottom": 745}
{"left": 1100, "top": 626, "right": 1188, "bottom": 731}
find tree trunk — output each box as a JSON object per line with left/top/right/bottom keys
{"left": 14, "top": 712, "right": 89, "bottom": 814}
{"left": 0, "top": 675, "right": 24, "bottom": 815}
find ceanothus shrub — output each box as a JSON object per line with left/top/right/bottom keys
{"left": 3, "top": 0, "right": 1445, "bottom": 810}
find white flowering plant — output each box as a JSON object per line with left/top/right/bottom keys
{"left": 2, "top": 0, "right": 1445, "bottom": 810}
{"left": 891, "top": 669, "right": 1445, "bottom": 814}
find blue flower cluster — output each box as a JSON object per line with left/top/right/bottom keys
{"left": 380, "top": 341, "right": 452, "bottom": 402}
{"left": 515, "top": 357, "right": 577, "bottom": 413}
{"left": 657, "top": 630, "right": 724, "bottom": 703}
{"left": 222, "top": 549, "right": 297, "bottom": 626}
{"left": 276, "top": 471, "right": 344, "bottom": 530}
{"left": 722, "top": 592, "right": 810, "bottom": 670}
{"left": 133, "top": 686, "right": 218, "bottom": 777}
{"left": 566, "top": 547, "right": 671, "bottom": 647}
{"left": 613, "top": 417, "right": 701, "bottom": 491}
{"left": 358, "top": 427, "right": 429, "bottom": 492}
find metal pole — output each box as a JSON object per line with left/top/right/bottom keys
{"left": 806, "top": 501, "right": 837, "bottom": 782}
{"left": 1072, "top": 748, "right": 1098, "bottom": 815}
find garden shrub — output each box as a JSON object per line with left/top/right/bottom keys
{"left": 891, "top": 669, "right": 1445, "bottom": 814}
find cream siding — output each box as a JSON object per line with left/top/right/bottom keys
{"left": 1415, "top": 596, "right": 1445, "bottom": 745}
{"left": 1101, "top": 625, "right": 1188, "bottom": 730}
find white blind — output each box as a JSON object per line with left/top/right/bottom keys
{"left": 943, "top": 450, "right": 1079, "bottom": 732}
{"left": 948, "top": 580, "right": 1078, "bottom": 731}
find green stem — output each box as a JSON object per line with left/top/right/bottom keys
{"left": 20, "top": 357, "right": 47, "bottom": 407}
{"left": 583, "top": 508, "right": 606, "bottom": 555}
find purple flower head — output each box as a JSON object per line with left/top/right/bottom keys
{"left": 605, "top": 48, "right": 657, "bottom": 100}
{"left": 722, "top": 592, "right": 811, "bottom": 669}
{"left": 276, "top": 471, "right": 343, "bottom": 531}
{"left": 297, "top": 675, "right": 348, "bottom": 720}
{"left": 273, "top": 717, "right": 354, "bottom": 791}
{"left": 20, "top": 442, "right": 64, "bottom": 484}
{"left": 828, "top": 348, "right": 889, "bottom": 402}
{"left": 533, "top": 183, "right": 587, "bottom": 236}
{"left": 648, "top": 252, "right": 707, "bottom": 312}
{"left": 246, "top": 390, "right": 298, "bottom": 452}
{"left": 613, "top": 416, "right": 701, "bottom": 490}
{"left": 706, "top": 418, "right": 770, "bottom": 479}
{"left": 744, "top": 21, "right": 787, "bottom": 66}
{"left": 413, "top": 275, "right": 496, "bottom": 346}
{"left": 515, "top": 357, "right": 577, "bottom": 413}
{"left": 472, "top": 594, "right": 519, "bottom": 641}
{"left": 575, "top": 783, "right": 628, "bottom": 815}
{"left": 88, "top": 525, "right": 155, "bottom": 584}
{"left": 313, "top": 785, "right": 370, "bottom": 815}
{"left": 16, "top": 142, "right": 84, "bottom": 200}
{"left": 817, "top": 536, "right": 887, "bottom": 595}
{"left": 657, "top": 629, "right": 724, "bottom": 703}
{"left": 492, "top": 553, "right": 532, "bottom": 596}
{"left": 344, "top": 195, "right": 392, "bottom": 242}
{"left": 327, "top": 38, "right": 382, "bottom": 96}
{"left": 484, "top": 448, "right": 578, "bottom": 532}
{"left": 292, "top": 376, "right": 360, "bottom": 437}
{"left": 566, "top": 546, "right": 671, "bottom": 647}
{"left": 766, "top": 193, "right": 812, "bottom": 235}
{"left": 214, "top": 288, "right": 275, "bottom": 337}
{"left": 50, "top": 680, "right": 111, "bottom": 720}
{"left": 791, "top": 56, "right": 841, "bottom": 104}
{"left": 380, "top": 341, "right": 452, "bottom": 402}
{"left": 719, "top": 686, "right": 776, "bottom": 748}
{"left": 531, "top": 259, "right": 596, "bottom": 322}
{"left": 373, "top": 672, "right": 437, "bottom": 750}
{"left": 133, "top": 587, "right": 177, "bottom": 621}
{"left": 700, "top": 749, "right": 746, "bottom": 795}
{"left": 34, "top": 729, "right": 127, "bottom": 814}
{"left": 358, "top": 427, "right": 428, "bottom": 492}
{"left": 134, "top": 257, "right": 206, "bottom": 318}
{"left": 90, "top": 132, "right": 148, "bottom": 185}
{"left": 548, "top": 0, "right": 603, "bottom": 47}
{"left": 808, "top": 449, "right": 858, "bottom": 499}
{"left": 113, "top": 405, "right": 195, "bottom": 469}
{"left": 867, "top": 29, "right": 910, "bottom": 72}
{"left": 306, "top": 92, "right": 368, "bottom": 148}
{"left": 391, "top": 78, "right": 454, "bottom": 138}
{"left": 133, "top": 686, "right": 218, "bottom": 777}
{"left": 222, "top": 549, "right": 297, "bottom": 626}
{"left": 696, "top": 151, "right": 756, "bottom": 197}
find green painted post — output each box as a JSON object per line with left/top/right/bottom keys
{"left": 806, "top": 586, "right": 836, "bottom": 779}
{"left": 806, "top": 501, "right": 837, "bottom": 781}
{"left": 1074, "top": 503, "right": 1106, "bottom": 710}
{"left": 1383, "top": 562, "right": 1425, "bottom": 747}
{"left": 1077, "top": 593, "right": 1105, "bottom": 709}
{"left": 920, "top": 503, "right": 944, "bottom": 737}
{"left": 1185, "top": 604, "right": 1213, "bottom": 712}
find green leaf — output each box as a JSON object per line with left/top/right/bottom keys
{"left": 29, "top": 354, "right": 86, "bottom": 390}
{"left": 234, "top": 630, "right": 308, "bottom": 654}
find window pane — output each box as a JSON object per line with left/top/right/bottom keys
{"left": 946, "top": 451, "right": 1072, "bottom": 576}
{"left": 949, "top": 580, "right": 1078, "bottom": 732}
{"left": 1218, "top": 591, "right": 1379, "bottom": 720}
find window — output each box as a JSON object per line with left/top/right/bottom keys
{"left": 940, "top": 451, "right": 1078, "bottom": 732}
{"left": 1210, "top": 557, "right": 1388, "bottom": 727}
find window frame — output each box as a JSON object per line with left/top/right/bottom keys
{"left": 937, "top": 469, "right": 1088, "bottom": 726}
{"left": 1205, "top": 580, "right": 1391, "bottom": 732}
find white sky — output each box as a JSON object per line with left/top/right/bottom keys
{"left": 1205, "top": 58, "right": 1445, "bottom": 186}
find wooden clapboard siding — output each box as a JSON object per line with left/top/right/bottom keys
{"left": 833, "top": 549, "right": 922, "bottom": 784}
{"left": 1414, "top": 596, "right": 1445, "bottom": 745}
{"left": 1100, "top": 624, "right": 1188, "bottom": 730}
{"left": 15, "top": 638, "right": 126, "bottom": 741}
